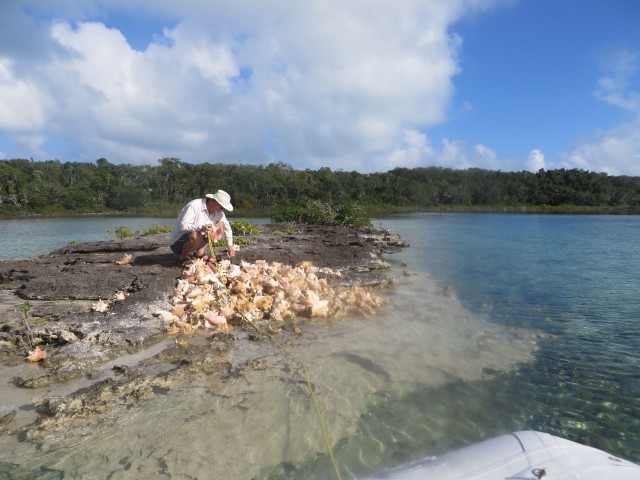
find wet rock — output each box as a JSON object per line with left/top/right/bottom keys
{"left": 0, "top": 409, "right": 16, "bottom": 435}
{"left": 14, "top": 374, "right": 55, "bottom": 389}
{"left": 32, "top": 327, "right": 78, "bottom": 345}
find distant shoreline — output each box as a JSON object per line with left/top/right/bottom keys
{"left": 1, "top": 204, "right": 639, "bottom": 220}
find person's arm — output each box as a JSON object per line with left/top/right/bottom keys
{"left": 220, "top": 216, "right": 235, "bottom": 257}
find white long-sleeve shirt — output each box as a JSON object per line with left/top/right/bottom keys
{"left": 169, "top": 198, "right": 233, "bottom": 246}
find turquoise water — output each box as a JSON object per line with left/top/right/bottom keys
{"left": 377, "top": 213, "right": 640, "bottom": 462}
{"left": 0, "top": 213, "right": 638, "bottom": 477}
{"left": 0, "top": 217, "right": 174, "bottom": 260}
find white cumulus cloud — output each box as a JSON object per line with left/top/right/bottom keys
{"left": 0, "top": 0, "right": 504, "bottom": 171}
{"left": 526, "top": 149, "right": 545, "bottom": 172}
{"left": 561, "top": 119, "right": 640, "bottom": 176}
{"left": 389, "top": 129, "right": 501, "bottom": 170}
{"left": 563, "top": 47, "right": 640, "bottom": 175}
{"left": 0, "top": 57, "right": 51, "bottom": 130}
{"left": 594, "top": 49, "right": 640, "bottom": 112}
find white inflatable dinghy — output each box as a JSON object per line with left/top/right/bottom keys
{"left": 361, "top": 430, "right": 640, "bottom": 479}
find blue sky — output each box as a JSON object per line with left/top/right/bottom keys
{"left": 1, "top": 0, "right": 639, "bottom": 175}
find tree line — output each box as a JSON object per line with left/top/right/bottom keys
{"left": 1, "top": 157, "right": 639, "bottom": 216}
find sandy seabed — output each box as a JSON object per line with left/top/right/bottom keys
{"left": 0, "top": 268, "right": 542, "bottom": 480}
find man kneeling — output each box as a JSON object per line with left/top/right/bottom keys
{"left": 169, "top": 190, "right": 236, "bottom": 262}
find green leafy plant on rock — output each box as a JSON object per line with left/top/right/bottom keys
{"left": 108, "top": 226, "right": 135, "bottom": 239}
{"left": 139, "top": 224, "right": 173, "bottom": 236}
{"left": 230, "top": 220, "right": 260, "bottom": 236}
{"left": 108, "top": 224, "right": 172, "bottom": 239}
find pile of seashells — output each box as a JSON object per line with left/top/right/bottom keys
{"left": 158, "top": 258, "right": 387, "bottom": 335}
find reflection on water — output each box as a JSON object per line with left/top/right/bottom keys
{"left": 0, "top": 270, "right": 540, "bottom": 479}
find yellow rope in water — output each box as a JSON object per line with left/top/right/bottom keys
{"left": 205, "top": 234, "right": 343, "bottom": 480}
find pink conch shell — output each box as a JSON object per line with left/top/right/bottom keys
{"left": 114, "top": 291, "right": 129, "bottom": 301}
{"left": 92, "top": 299, "right": 109, "bottom": 312}
{"left": 27, "top": 346, "right": 47, "bottom": 362}
{"left": 172, "top": 302, "right": 188, "bottom": 318}
{"left": 254, "top": 295, "right": 274, "bottom": 310}
{"left": 202, "top": 311, "right": 227, "bottom": 328}
{"left": 190, "top": 297, "right": 209, "bottom": 314}
{"left": 203, "top": 221, "right": 224, "bottom": 242}
{"left": 115, "top": 253, "right": 133, "bottom": 265}
{"left": 235, "top": 299, "right": 256, "bottom": 313}
{"left": 296, "top": 261, "right": 314, "bottom": 273}
{"left": 218, "top": 305, "right": 235, "bottom": 319}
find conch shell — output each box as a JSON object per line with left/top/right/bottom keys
{"left": 172, "top": 301, "right": 188, "bottom": 318}
{"left": 27, "top": 346, "right": 47, "bottom": 362}
{"left": 114, "top": 291, "right": 129, "bottom": 301}
{"left": 218, "top": 304, "right": 235, "bottom": 319}
{"left": 115, "top": 253, "right": 133, "bottom": 265}
{"left": 212, "top": 221, "right": 224, "bottom": 241}
{"left": 168, "top": 255, "right": 387, "bottom": 337}
{"left": 202, "top": 310, "right": 227, "bottom": 328}
{"left": 92, "top": 299, "right": 109, "bottom": 312}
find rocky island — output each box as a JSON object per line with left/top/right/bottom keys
{"left": 0, "top": 223, "right": 408, "bottom": 442}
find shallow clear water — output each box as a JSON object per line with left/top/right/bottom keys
{"left": 0, "top": 213, "right": 638, "bottom": 478}
{"left": 376, "top": 213, "right": 640, "bottom": 463}
{"left": 0, "top": 216, "right": 174, "bottom": 260}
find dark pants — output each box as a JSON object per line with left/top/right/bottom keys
{"left": 170, "top": 232, "right": 207, "bottom": 256}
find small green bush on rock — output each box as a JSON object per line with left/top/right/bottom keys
{"left": 230, "top": 220, "right": 259, "bottom": 236}
{"left": 139, "top": 224, "right": 172, "bottom": 236}
{"left": 108, "top": 226, "right": 135, "bottom": 239}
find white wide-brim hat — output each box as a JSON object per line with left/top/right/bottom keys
{"left": 206, "top": 190, "right": 233, "bottom": 211}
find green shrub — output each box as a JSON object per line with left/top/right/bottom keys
{"left": 274, "top": 226, "right": 298, "bottom": 236}
{"left": 108, "top": 226, "right": 135, "bottom": 239}
{"left": 139, "top": 224, "right": 172, "bottom": 236}
{"left": 213, "top": 237, "right": 252, "bottom": 247}
{"left": 333, "top": 202, "right": 372, "bottom": 228}
{"left": 272, "top": 200, "right": 372, "bottom": 227}
{"left": 230, "top": 220, "right": 259, "bottom": 236}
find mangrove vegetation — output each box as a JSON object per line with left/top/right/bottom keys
{"left": 1, "top": 157, "right": 639, "bottom": 217}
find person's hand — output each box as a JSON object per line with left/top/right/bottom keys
{"left": 227, "top": 245, "right": 237, "bottom": 258}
